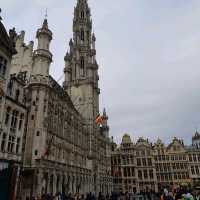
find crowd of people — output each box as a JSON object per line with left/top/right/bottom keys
{"left": 26, "top": 189, "right": 200, "bottom": 200}
{"left": 159, "top": 188, "right": 200, "bottom": 200}
{"left": 27, "top": 192, "right": 111, "bottom": 200}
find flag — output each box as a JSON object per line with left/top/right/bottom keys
{"left": 95, "top": 114, "right": 103, "bottom": 125}
{"left": 43, "top": 135, "right": 54, "bottom": 157}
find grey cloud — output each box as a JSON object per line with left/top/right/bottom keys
{"left": 1, "top": 0, "right": 200, "bottom": 145}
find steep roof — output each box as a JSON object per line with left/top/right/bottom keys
{"left": 0, "top": 19, "right": 16, "bottom": 56}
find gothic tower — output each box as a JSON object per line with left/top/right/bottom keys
{"left": 64, "top": 0, "right": 100, "bottom": 155}
{"left": 25, "top": 18, "right": 53, "bottom": 169}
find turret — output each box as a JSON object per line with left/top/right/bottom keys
{"left": 101, "top": 108, "right": 109, "bottom": 137}
{"left": 64, "top": 51, "right": 72, "bottom": 83}
{"left": 32, "top": 18, "right": 52, "bottom": 76}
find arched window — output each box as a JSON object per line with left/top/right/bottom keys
{"left": 18, "top": 113, "right": 24, "bottom": 130}
{"left": 81, "top": 29, "right": 84, "bottom": 42}
{"left": 5, "top": 107, "right": 11, "bottom": 125}
{"left": 80, "top": 57, "right": 85, "bottom": 77}
{"left": 81, "top": 11, "right": 85, "bottom": 19}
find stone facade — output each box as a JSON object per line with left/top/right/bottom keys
{"left": 63, "top": 0, "right": 112, "bottom": 195}
{"left": 0, "top": 0, "right": 112, "bottom": 199}
{"left": 0, "top": 11, "right": 26, "bottom": 200}
{"left": 111, "top": 133, "right": 200, "bottom": 193}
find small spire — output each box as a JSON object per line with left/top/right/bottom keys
{"left": 92, "top": 33, "right": 96, "bottom": 41}
{"left": 65, "top": 51, "right": 70, "bottom": 61}
{"left": 42, "top": 9, "right": 48, "bottom": 29}
{"left": 69, "top": 38, "right": 73, "bottom": 46}
{"left": 103, "top": 108, "right": 106, "bottom": 116}
{"left": 42, "top": 19, "right": 48, "bottom": 29}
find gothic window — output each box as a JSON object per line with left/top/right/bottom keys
{"left": 137, "top": 158, "right": 141, "bottom": 166}
{"left": 10, "top": 110, "right": 19, "bottom": 133}
{"left": 144, "top": 170, "right": 148, "bottom": 179}
{"left": 81, "top": 29, "right": 84, "bottom": 42}
{"left": 18, "top": 113, "right": 24, "bottom": 131}
{"left": 7, "top": 136, "right": 15, "bottom": 153}
{"left": 195, "top": 166, "right": 199, "bottom": 174}
{"left": 142, "top": 158, "right": 147, "bottom": 166}
{"left": 1, "top": 133, "right": 7, "bottom": 151}
{"left": 5, "top": 107, "right": 11, "bottom": 125}
{"left": 147, "top": 158, "right": 152, "bottom": 166}
{"left": 80, "top": 57, "right": 85, "bottom": 77}
{"left": 81, "top": 11, "right": 85, "bottom": 19}
{"left": 16, "top": 137, "right": 20, "bottom": 154}
{"left": 193, "top": 154, "right": 197, "bottom": 162}
{"left": 138, "top": 170, "right": 142, "bottom": 179}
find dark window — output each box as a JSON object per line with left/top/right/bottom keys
{"left": 142, "top": 158, "right": 147, "bottom": 166}
{"left": 143, "top": 170, "right": 148, "bottom": 179}
{"left": 81, "top": 11, "right": 84, "bottom": 19}
{"left": 193, "top": 154, "right": 197, "bottom": 162}
{"left": 1, "top": 133, "right": 7, "bottom": 151}
{"left": 195, "top": 166, "right": 199, "bottom": 174}
{"left": 34, "top": 150, "right": 38, "bottom": 156}
{"left": 81, "top": 29, "right": 84, "bottom": 41}
{"left": 137, "top": 158, "right": 141, "bottom": 166}
{"left": 123, "top": 168, "right": 127, "bottom": 177}
{"left": 10, "top": 110, "right": 19, "bottom": 133}
{"left": 7, "top": 136, "right": 15, "bottom": 153}
{"left": 16, "top": 138, "right": 20, "bottom": 154}
{"left": 138, "top": 170, "right": 142, "bottom": 179}
{"left": 15, "top": 90, "right": 20, "bottom": 101}
{"left": 148, "top": 158, "right": 152, "bottom": 166}
{"left": 80, "top": 57, "right": 85, "bottom": 76}
{"left": 36, "top": 131, "right": 40, "bottom": 136}
{"left": 149, "top": 170, "right": 154, "bottom": 179}
{"left": 5, "top": 107, "right": 11, "bottom": 125}
{"left": 191, "top": 166, "right": 195, "bottom": 175}
{"left": 18, "top": 113, "right": 24, "bottom": 130}
{"left": 131, "top": 167, "right": 135, "bottom": 176}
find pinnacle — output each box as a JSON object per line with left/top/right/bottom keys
{"left": 42, "top": 18, "right": 48, "bottom": 30}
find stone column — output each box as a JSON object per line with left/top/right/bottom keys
{"left": 36, "top": 170, "right": 44, "bottom": 197}
{"left": 68, "top": 175, "right": 72, "bottom": 193}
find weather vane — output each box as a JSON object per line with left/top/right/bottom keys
{"left": 45, "top": 8, "right": 48, "bottom": 19}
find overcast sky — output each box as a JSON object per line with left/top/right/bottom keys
{"left": 1, "top": 0, "right": 200, "bottom": 145}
